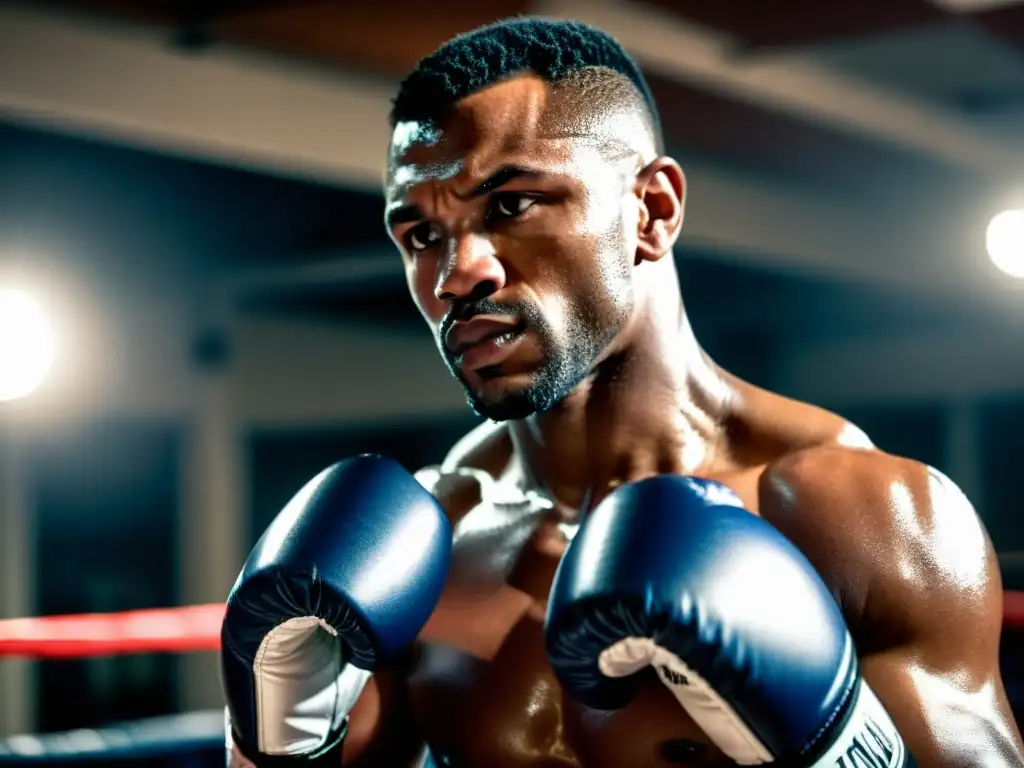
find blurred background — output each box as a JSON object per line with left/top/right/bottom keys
{"left": 0, "top": 0, "right": 1023, "bottom": 743}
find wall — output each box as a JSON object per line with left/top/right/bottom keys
{"left": 3, "top": 295, "right": 1024, "bottom": 732}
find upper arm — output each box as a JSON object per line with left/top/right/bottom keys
{"left": 760, "top": 450, "right": 1024, "bottom": 767}
{"left": 859, "top": 468, "right": 1022, "bottom": 766}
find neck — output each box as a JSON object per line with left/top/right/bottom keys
{"left": 508, "top": 283, "right": 736, "bottom": 519}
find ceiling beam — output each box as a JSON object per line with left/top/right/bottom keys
{"left": 0, "top": 5, "right": 391, "bottom": 187}
{"left": 535, "top": 0, "right": 1021, "bottom": 179}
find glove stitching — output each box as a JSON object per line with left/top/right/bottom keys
{"left": 800, "top": 671, "right": 856, "bottom": 757}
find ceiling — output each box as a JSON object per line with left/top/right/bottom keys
{"left": 0, "top": 0, "right": 1022, "bottom": 374}
{"left": 29, "top": 0, "right": 1024, "bottom": 182}
{"left": 38, "top": 0, "right": 1023, "bottom": 179}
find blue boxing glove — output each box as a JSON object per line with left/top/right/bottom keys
{"left": 220, "top": 455, "right": 451, "bottom": 766}
{"left": 545, "top": 476, "right": 914, "bottom": 767}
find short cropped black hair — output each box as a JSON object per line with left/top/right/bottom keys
{"left": 389, "top": 17, "right": 663, "bottom": 151}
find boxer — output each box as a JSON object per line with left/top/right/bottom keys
{"left": 224, "top": 17, "right": 1024, "bottom": 767}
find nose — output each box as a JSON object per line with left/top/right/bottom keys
{"left": 435, "top": 233, "right": 506, "bottom": 302}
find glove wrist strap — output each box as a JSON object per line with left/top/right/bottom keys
{"left": 803, "top": 681, "right": 914, "bottom": 768}
{"left": 227, "top": 715, "right": 348, "bottom": 767}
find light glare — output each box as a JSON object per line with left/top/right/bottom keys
{"left": 0, "top": 289, "right": 56, "bottom": 403}
{"left": 987, "top": 209, "right": 1024, "bottom": 279}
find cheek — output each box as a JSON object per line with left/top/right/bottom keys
{"left": 583, "top": 188, "right": 636, "bottom": 266}
{"left": 569, "top": 155, "right": 638, "bottom": 253}
{"left": 580, "top": 185, "right": 630, "bottom": 240}
{"left": 564, "top": 189, "right": 634, "bottom": 288}
{"left": 528, "top": 237, "right": 626, "bottom": 339}
{"left": 544, "top": 191, "right": 635, "bottom": 328}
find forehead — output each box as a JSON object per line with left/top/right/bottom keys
{"left": 385, "top": 75, "right": 602, "bottom": 201}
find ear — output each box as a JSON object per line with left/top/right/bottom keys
{"left": 634, "top": 157, "right": 686, "bottom": 265}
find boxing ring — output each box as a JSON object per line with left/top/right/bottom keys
{"left": 0, "top": 605, "right": 225, "bottom": 766}
{"left": 3, "top": 597, "right": 1024, "bottom": 764}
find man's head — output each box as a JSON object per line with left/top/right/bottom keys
{"left": 384, "top": 18, "right": 686, "bottom": 421}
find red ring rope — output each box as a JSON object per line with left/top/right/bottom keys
{"left": 1, "top": 593, "right": 1024, "bottom": 659}
{"left": 0, "top": 603, "right": 224, "bottom": 658}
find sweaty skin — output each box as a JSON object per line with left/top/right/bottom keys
{"left": 340, "top": 73, "right": 1024, "bottom": 767}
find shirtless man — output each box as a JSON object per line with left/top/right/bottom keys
{"left": 221, "top": 18, "right": 1024, "bottom": 767}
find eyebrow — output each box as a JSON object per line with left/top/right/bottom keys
{"left": 385, "top": 164, "right": 546, "bottom": 229}
{"left": 384, "top": 202, "right": 425, "bottom": 229}
{"left": 456, "top": 165, "right": 541, "bottom": 200}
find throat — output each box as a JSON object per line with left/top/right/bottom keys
{"left": 509, "top": 346, "right": 733, "bottom": 517}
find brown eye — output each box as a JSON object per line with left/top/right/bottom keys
{"left": 408, "top": 223, "right": 443, "bottom": 252}
{"left": 489, "top": 193, "right": 536, "bottom": 221}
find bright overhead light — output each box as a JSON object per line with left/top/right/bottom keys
{"left": 987, "top": 209, "right": 1024, "bottom": 279}
{"left": 0, "top": 289, "right": 56, "bottom": 403}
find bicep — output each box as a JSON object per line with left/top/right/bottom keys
{"left": 857, "top": 469, "right": 1024, "bottom": 765}
{"left": 861, "top": 648, "right": 1023, "bottom": 767}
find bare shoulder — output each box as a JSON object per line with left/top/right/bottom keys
{"left": 757, "top": 445, "right": 1000, "bottom": 646}
{"left": 726, "top": 376, "right": 874, "bottom": 464}
{"left": 440, "top": 419, "right": 513, "bottom": 474}
{"left": 754, "top": 447, "right": 1024, "bottom": 763}
{"left": 414, "top": 420, "right": 513, "bottom": 528}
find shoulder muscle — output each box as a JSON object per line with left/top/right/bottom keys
{"left": 758, "top": 446, "right": 999, "bottom": 649}
{"left": 440, "top": 420, "right": 512, "bottom": 474}
{"left": 412, "top": 421, "right": 512, "bottom": 528}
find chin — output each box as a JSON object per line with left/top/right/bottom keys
{"left": 456, "top": 345, "right": 588, "bottom": 421}
{"left": 468, "top": 396, "right": 540, "bottom": 422}
{"left": 465, "top": 376, "right": 540, "bottom": 422}
{"left": 465, "top": 368, "right": 578, "bottom": 422}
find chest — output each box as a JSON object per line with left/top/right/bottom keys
{"left": 408, "top": 473, "right": 769, "bottom": 767}
{"left": 410, "top": 598, "right": 737, "bottom": 767}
